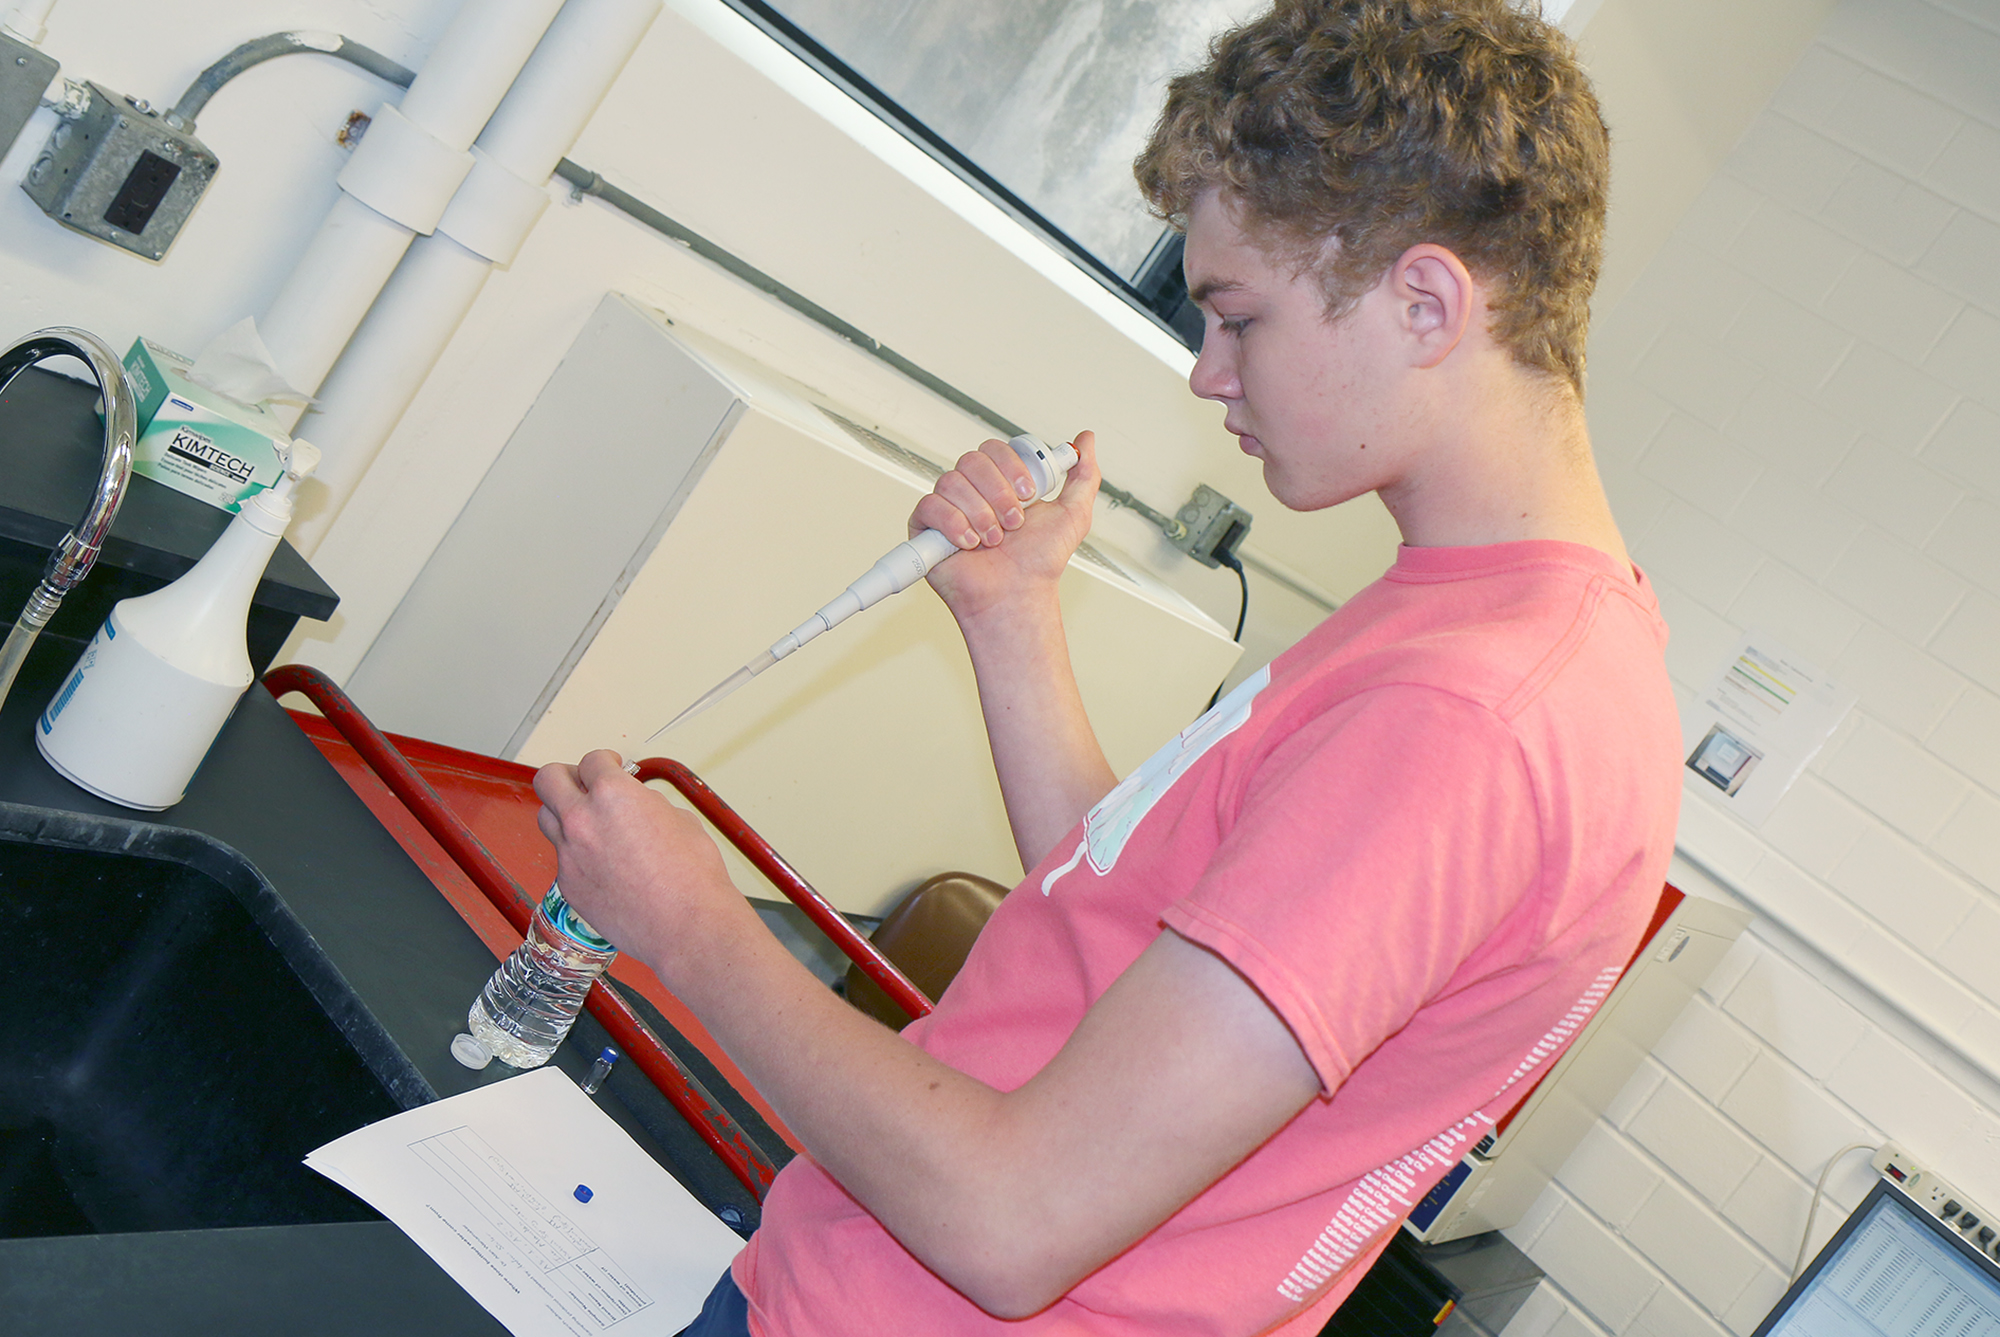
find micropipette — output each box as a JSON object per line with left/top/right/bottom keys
{"left": 647, "top": 433, "right": 1079, "bottom": 742}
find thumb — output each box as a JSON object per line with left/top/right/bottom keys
{"left": 1056, "top": 430, "right": 1101, "bottom": 519}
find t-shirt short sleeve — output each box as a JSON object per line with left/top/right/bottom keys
{"left": 1162, "top": 685, "right": 1544, "bottom": 1093}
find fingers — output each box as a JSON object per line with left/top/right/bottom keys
{"left": 533, "top": 760, "right": 581, "bottom": 813}
{"left": 535, "top": 751, "right": 636, "bottom": 845}
{"left": 577, "top": 749, "right": 632, "bottom": 785}
{"left": 945, "top": 440, "right": 1028, "bottom": 548}
{"left": 910, "top": 489, "right": 982, "bottom": 548}
{"left": 909, "top": 435, "right": 1083, "bottom": 549}
{"left": 1069, "top": 430, "right": 1098, "bottom": 479}
{"left": 977, "top": 437, "right": 1040, "bottom": 502}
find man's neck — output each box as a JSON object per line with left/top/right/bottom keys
{"left": 1375, "top": 362, "right": 1631, "bottom": 573}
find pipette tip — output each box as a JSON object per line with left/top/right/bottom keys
{"left": 645, "top": 653, "right": 776, "bottom": 744}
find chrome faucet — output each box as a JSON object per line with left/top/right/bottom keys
{"left": 0, "top": 328, "right": 138, "bottom": 715}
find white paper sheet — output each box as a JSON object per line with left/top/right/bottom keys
{"left": 306, "top": 1067, "right": 743, "bottom": 1336}
{"left": 1681, "top": 631, "right": 1857, "bottom": 826}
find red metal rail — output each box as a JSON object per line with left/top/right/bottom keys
{"left": 634, "top": 758, "right": 933, "bottom": 1025}
{"left": 264, "top": 664, "right": 779, "bottom": 1201}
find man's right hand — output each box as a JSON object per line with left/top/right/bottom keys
{"left": 910, "top": 430, "right": 1100, "bottom": 624}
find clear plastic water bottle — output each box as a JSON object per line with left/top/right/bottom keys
{"left": 465, "top": 884, "right": 617, "bottom": 1069}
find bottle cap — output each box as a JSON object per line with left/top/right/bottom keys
{"left": 451, "top": 1032, "right": 493, "bottom": 1069}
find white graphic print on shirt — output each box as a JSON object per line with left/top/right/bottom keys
{"left": 1274, "top": 964, "right": 1625, "bottom": 1303}
{"left": 1040, "top": 666, "right": 1271, "bottom": 895}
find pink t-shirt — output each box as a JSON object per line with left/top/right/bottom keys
{"left": 736, "top": 541, "right": 1682, "bottom": 1336}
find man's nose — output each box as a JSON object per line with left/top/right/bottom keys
{"left": 1189, "top": 339, "right": 1237, "bottom": 402}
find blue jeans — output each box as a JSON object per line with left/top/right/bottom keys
{"left": 677, "top": 1270, "right": 752, "bottom": 1337}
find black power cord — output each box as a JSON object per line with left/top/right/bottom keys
{"left": 1203, "top": 536, "right": 1250, "bottom": 715}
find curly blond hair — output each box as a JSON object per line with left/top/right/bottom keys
{"left": 1135, "top": 0, "right": 1609, "bottom": 394}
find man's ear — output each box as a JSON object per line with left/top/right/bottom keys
{"left": 1389, "top": 244, "right": 1474, "bottom": 369}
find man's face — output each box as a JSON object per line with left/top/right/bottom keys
{"left": 1182, "top": 191, "right": 1404, "bottom": 512}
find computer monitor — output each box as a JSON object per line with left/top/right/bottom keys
{"left": 1752, "top": 1179, "right": 2000, "bottom": 1336}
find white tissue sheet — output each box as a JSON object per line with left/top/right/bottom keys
{"left": 186, "top": 316, "right": 312, "bottom": 408}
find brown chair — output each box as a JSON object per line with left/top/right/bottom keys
{"left": 845, "top": 871, "right": 1010, "bottom": 1028}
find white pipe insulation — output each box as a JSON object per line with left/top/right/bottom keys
{"left": 1, "top": 0, "right": 55, "bottom": 44}
{"left": 257, "top": 0, "right": 568, "bottom": 404}
{"left": 284, "top": 0, "right": 663, "bottom": 564}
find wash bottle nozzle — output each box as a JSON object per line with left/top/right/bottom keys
{"left": 649, "top": 434, "right": 1077, "bottom": 741}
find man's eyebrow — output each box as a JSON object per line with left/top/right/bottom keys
{"left": 1186, "top": 278, "right": 1245, "bottom": 305}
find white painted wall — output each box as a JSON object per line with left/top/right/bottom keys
{"left": 276, "top": 0, "right": 1415, "bottom": 699}
{"left": 0, "top": 0, "right": 1823, "bottom": 709}
{"left": 1506, "top": 3, "right": 2000, "bottom": 1333}
{"left": 281, "top": 0, "right": 1388, "bottom": 696}
{"left": 1575, "top": 0, "right": 1839, "bottom": 311}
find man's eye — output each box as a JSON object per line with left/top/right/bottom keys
{"left": 1219, "top": 317, "right": 1250, "bottom": 335}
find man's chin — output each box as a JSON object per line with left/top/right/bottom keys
{"left": 1260, "top": 462, "right": 1316, "bottom": 512}
{"left": 1264, "top": 466, "right": 1370, "bottom": 515}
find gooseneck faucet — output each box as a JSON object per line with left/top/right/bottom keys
{"left": 0, "top": 328, "right": 137, "bottom": 715}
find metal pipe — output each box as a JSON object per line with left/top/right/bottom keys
{"left": 170, "top": 32, "right": 415, "bottom": 127}
{"left": 285, "top": 0, "right": 661, "bottom": 559}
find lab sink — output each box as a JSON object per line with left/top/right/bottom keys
{"left": 0, "top": 802, "right": 428, "bottom": 1239}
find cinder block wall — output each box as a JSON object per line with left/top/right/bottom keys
{"left": 1502, "top": 2, "right": 2000, "bottom": 1334}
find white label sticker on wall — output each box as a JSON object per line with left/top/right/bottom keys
{"left": 1682, "top": 631, "right": 1857, "bottom": 826}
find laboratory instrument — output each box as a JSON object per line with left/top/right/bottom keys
{"left": 1748, "top": 1176, "right": 2000, "bottom": 1334}
{"left": 651, "top": 432, "right": 1078, "bottom": 740}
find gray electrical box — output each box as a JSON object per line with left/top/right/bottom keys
{"left": 1173, "top": 483, "right": 1254, "bottom": 569}
{"left": 0, "top": 31, "right": 59, "bottom": 162}
{"left": 22, "top": 81, "right": 216, "bottom": 261}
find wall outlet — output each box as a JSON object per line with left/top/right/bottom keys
{"left": 1172, "top": 484, "right": 1252, "bottom": 569}
{"left": 21, "top": 81, "right": 216, "bottom": 261}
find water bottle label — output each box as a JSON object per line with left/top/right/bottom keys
{"left": 542, "top": 884, "right": 614, "bottom": 952}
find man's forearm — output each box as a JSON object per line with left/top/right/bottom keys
{"left": 532, "top": 753, "right": 1320, "bottom": 1319}
{"left": 955, "top": 590, "right": 1117, "bottom": 871}
{"left": 658, "top": 913, "right": 1048, "bottom": 1312}
{"left": 644, "top": 888, "right": 1317, "bottom": 1320}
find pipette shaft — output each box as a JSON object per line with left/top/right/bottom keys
{"left": 648, "top": 434, "right": 1077, "bottom": 741}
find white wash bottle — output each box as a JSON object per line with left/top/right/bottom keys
{"left": 38, "top": 441, "right": 322, "bottom": 809}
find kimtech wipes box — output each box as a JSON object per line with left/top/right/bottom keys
{"left": 122, "top": 337, "right": 288, "bottom": 513}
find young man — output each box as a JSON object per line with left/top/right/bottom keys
{"left": 533, "top": 1, "right": 1683, "bottom": 1333}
